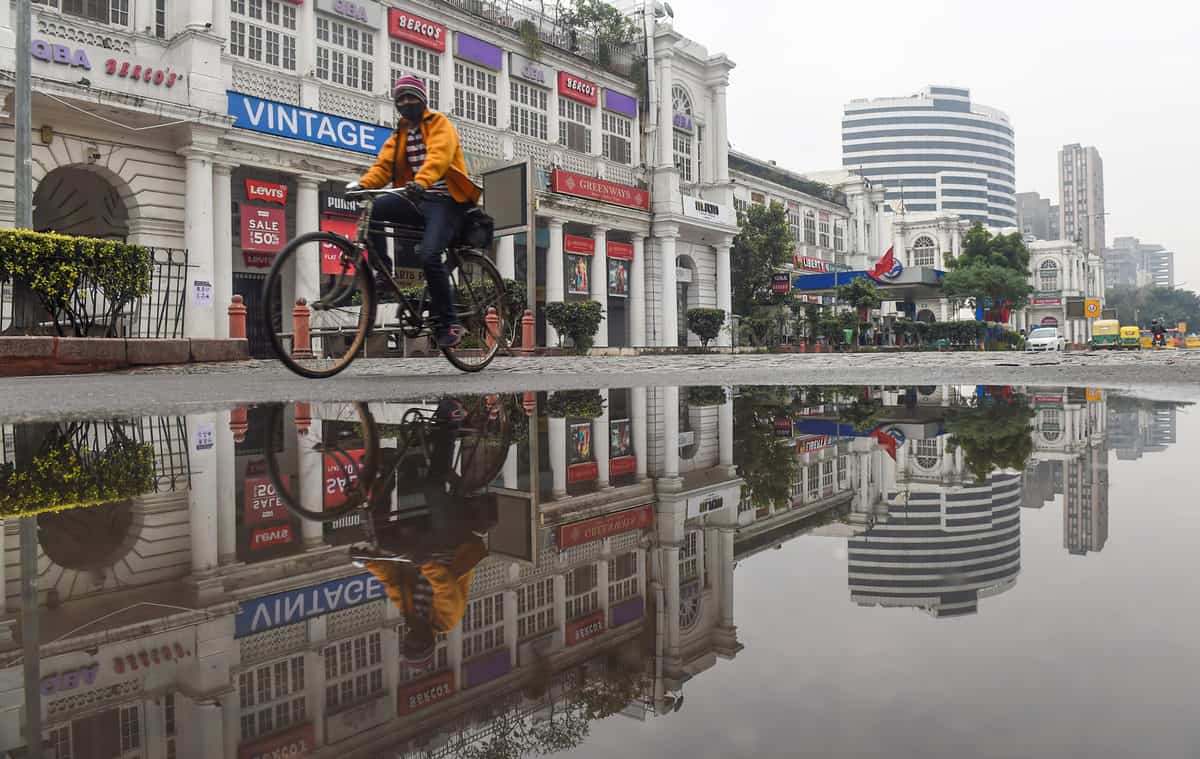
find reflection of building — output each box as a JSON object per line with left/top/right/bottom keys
{"left": 1106, "top": 396, "right": 1179, "bottom": 460}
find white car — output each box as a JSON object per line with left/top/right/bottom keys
{"left": 1025, "top": 326, "right": 1067, "bottom": 352}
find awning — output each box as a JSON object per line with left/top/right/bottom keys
{"left": 792, "top": 267, "right": 946, "bottom": 301}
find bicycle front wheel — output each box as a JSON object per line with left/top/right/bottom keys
{"left": 262, "top": 232, "right": 374, "bottom": 379}
{"left": 442, "top": 250, "right": 505, "bottom": 372}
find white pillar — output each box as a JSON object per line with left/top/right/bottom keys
{"left": 212, "top": 162, "right": 235, "bottom": 339}
{"left": 659, "top": 231, "right": 679, "bottom": 347}
{"left": 657, "top": 51, "right": 674, "bottom": 168}
{"left": 663, "top": 545, "right": 681, "bottom": 657}
{"left": 712, "top": 81, "right": 730, "bottom": 183}
{"left": 715, "top": 239, "right": 732, "bottom": 347}
{"left": 591, "top": 227, "right": 609, "bottom": 348}
{"left": 295, "top": 176, "right": 321, "bottom": 308}
{"left": 181, "top": 147, "right": 216, "bottom": 339}
{"left": 552, "top": 574, "right": 567, "bottom": 647}
{"left": 216, "top": 410, "right": 237, "bottom": 564}
{"left": 299, "top": 417, "right": 325, "bottom": 548}
{"left": 548, "top": 416, "right": 567, "bottom": 498}
{"left": 718, "top": 391, "right": 733, "bottom": 468}
{"left": 187, "top": 413, "right": 219, "bottom": 575}
{"left": 663, "top": 386, "right": 680, "bottom": 478}
{"left": 595, "top": 389, "right": 611, "bottom": 488}
{"left": 546, "top": 220, "right": 565, "bottom": 346}
{"left": 496, "top": 236, "right": 516, "bottom": 280}
{"left": 630, "top": 236, "right": 646, "bottom": 347}
{"left": 501, "top": 443, "right": 519, "bottom": 489}
{"left": 718, "top": 528, "right": 735, "bottom": 626}
{"left": 632, "top": 386, "right": 648, "bottom": 481}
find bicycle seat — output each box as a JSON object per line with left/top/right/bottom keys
{"left": 350, "top": 544, "right": 416, "bottom": 568}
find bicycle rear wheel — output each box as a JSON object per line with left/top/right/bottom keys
{"left": 442, "top": 250, "right": 505, "bottom": 372}
{"left": 449, "top": 394, "right": 514, "bottom": 491}
{"left": 262, "top": 232, "right": 374, "bottom": 379}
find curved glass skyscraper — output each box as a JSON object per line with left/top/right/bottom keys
{"left": 842, "top": 85, "right": 1017, "bottom": 228}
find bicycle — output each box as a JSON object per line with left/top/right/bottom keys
{"left": 260, "top": 188, "right": 506, "bottom": 378}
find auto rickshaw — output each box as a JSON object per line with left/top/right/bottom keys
{"left": 1090, "top": 319, "right": 1120, "bottom": 349}
{"left": 1119, "top": 326, "right": 1142, "bottom": 349}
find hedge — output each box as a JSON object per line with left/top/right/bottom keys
{"left": 545, "top": 301, "right": 604, "bottom": 353}
{"left": 545, "top": 389, "right": 606, "bottom": 419}
{"left": 0, "top": 228, "right": 153, "bottom": 337}
{"left": 0, "top": 434, "right": 155, "bottom": 518}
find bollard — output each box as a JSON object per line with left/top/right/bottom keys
{"left": 520, "top": 309, "right": 536, "bottom": 354}
{"left": 228, "top": 295, "right": 247, "bottom": 339}
{"left": 798, "top": 340, "right": 807, "bottom": 354}
{"left": 292, "top": 299, "right": 313, "bottom": 359}
{"left": 229, "top": 406, "right": 249, "bottom": 444}
{"left": 294, "top": 402, "right": 312, "bottom": 435}
{"left": 485, "top": 307, "right": 500, "bottom": 351}
{"left": 523, "top": 391, "right": 537, "bottom": 416}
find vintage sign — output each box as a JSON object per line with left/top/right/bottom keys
{"left": 551, "top": 169, "right": 649, "bottom": 210}
{"left": 241, "top": 205, "right": 286, "bottom": 257}
{"left": 246, "top": 179, "right": 288, "bottom": 205}
{"left": 238, "top": 723, "right": 315, "bottom": 759}
{"left": 315, "top": 0, "right": 384, "bottom": 27}
{"left": 324, "top": 448, "right": 368, "bottom": 508}
{"left": 510, "top": 51, "right": 551, "bottom": 86}
{"left": 558, "top": 71, "right": 598, "bottom": 106}
{"left": 250, "top": 524, "right": 294, "bottom": 551}
{"left": 227, "top": 92, "right": 393, "bottom": 155}
{"left": 235, "top": 573, "right": 387, "bottom": 637}
{"left": 566, "top": 610, "right": 605, "bottom": 646}
{"left": 388, "top": 8, "right": 446, "bottom": 51}
{"left": 557, "top": 504, "right": 654, "bottom": 549}
{"left": 397, "top": 671, "right": 456, "bottom": 716}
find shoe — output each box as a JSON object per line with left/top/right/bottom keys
{"left": 436, "top": 322, "right": 464, "bottom": 349}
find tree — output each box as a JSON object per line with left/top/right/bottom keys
{"left": 945, "top": 392, "right": 1036, "bottom": 482}
{"left": 686, "top": 308, "right": 725, "bottom": 348}
{"left": 835, "top": 278, "right": 883, "bottom": 348}
{"left": 545, "top": 301, "right": 604, "bottom": 352}
{"left": 1105, "top": 285, "right": 1200, "bottom": 329}
{"left": 733, "top": 387, "right": 799, "bottom": 511}
{"left": 941, "top": 224, "right": 1034, "bottom": 317}
{"left": 560, "top": 0, "right": 637, "bottom": 66}
{"left": 730, "top": 202, "right": 793, "bottom": 316}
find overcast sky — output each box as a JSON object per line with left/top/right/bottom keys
{"left": 668, "top": 0, "right": 1199, "bottom": 288}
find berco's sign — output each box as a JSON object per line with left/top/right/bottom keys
{"left": 397, "top": 671, "right": 456, "bottom": 716}
{"left": 551, "top": 169, "right": 649, "bottom": 210}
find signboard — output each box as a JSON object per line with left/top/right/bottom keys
{"left": 455, "top": 32, "right": 503, "bottom": 70}
{"left": 315, "top": 0, "right": 384, "bottom": 28}
{"left": 604, "top": 89, "right": 638, "bottom": 118}
{"left": 194, "top": 422, "right": 215, "bottom": 451}
{"left": 567, "top": 461, "right": 599, "bottom": 484}
{"left": 326, "top": 695, "right": 388, "bottom": 743}
{"left": 227, "top": 91, "right": 393, "bottom": 155}
{"left": 1031, "top": 297, "right": 1062, "bottom": 306}
{"left": 245, "top": 179, "right": 288, "bottom": 205}
{"left": 398, "top": 671, "right": 456, "bottom": 716}
{"left": 607, "top": 241, "right": 634, "bottom": 260}
{"left": 566, "top": 610, "right": 605, "bottom": 646}
{"left": 558, "top": 71, "right": 598, "bottom": 106}
{"left": 681, "top": 194, "right": 733, "bottom": 225}
{"left": 30, "top": 33, "right": 190, "bottom": 103}
{"left": 320, "top": 215, "right": 361, "bottom": 275}
{"left": 192, "top": 279, "right": 213, "bottom": 306}
{"left": 611, "top": 596, "right": 645, "bottom": 627}
{"left": 796, "top": 434, "right": 831, "bottom": 453}
{"left": 1084, "top": 298, "right": 1102, "bottom": 318}
{"left": 563, "top": 234, "right": 595, "bottom": 255}
{"left": 794, "top": 255, "right": 831, "bottom": 273}
{"left": 241, "top": 205, "right": 287, "bottom": 255}
{"left": 244, "top": 475, "right": 285, "bottom": 524}
{"left": 557, "top": 504, "right": 654, "bottom": 549}
{"left": 388, "top": 8, "right": 446, "bottom": 51}
{"left": 551, "top": 168, "right": 649, "bottom": 210}
{"left": 324, "top": 449, "right": 368, "bottom": 508}
{"left": 463, "top": 649, "right": 512, "bottom": 688}
{"left": 772, "top": 272, "right": 792, "bottom": 294}
{"left": 40, "top": 665, "right": 98, "bottom": 697}
{"left": 238, "top": 723, "right": 315, "bottom": 759}
{"left": 673, "top": 112, "right": 693, "bottom": 132}
{"left": 510, "top": 52, "right": 551, "bottom": 86}
{"left": 234, "top": 573, "right": 386, "bottom": 637}
{"left": 610, "top": 456, "right": 637, "bottom": 476}
{"left": 249, "top": 524, "right": 295, "bottom": 551}
{"left": 773, "top": 416, "right": 793, "bottom": 437}
{"left": 321, "top": 191, "right": 360, "bottom": 218}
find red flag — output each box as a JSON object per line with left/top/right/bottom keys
{"left": 870, "top": 428, "right": 899, "bottom": 461}
{"left": 870, "top": 247, "right": 895, "bottom": 280}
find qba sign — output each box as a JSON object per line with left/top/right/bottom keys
{"left": 315, "top": 0, "right": 383, "bottom": 28}
{"left": 235, "top": 573, "right": 387, "bottom": 637}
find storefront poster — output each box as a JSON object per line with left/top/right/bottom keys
{"left": 570, "top": 422, "right": 592, "bottom": 463}
{"left": 324, "top": 448, "right": 368, "bottom": 509}
{"left": 244, "top": 474, "right": 285, "bottom": 524}
{"left": 557, "top": 504, "right": 654, "bottom": 548}
{"left": 610, "top": 419, "right": 632, "bottom": 457}
{"left": 567, "top": 255, "right": 590, "bottom": 294}
{"left": 320, "top": 215, "right": 360, "bottom": 275}
{"left": 241, "top": 205, "right": 287, "bottom": 264}
{"left": 608, "top": 258, "right": 628, "bottom": 297}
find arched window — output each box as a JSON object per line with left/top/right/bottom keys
{"left": 671, "top": 85, "right": 695, "bottom": 183}
{"left": 913, "top": 439, "right": 940, "bottom": 471}
{"left": 912, "top": 236, "right": 936, "bottom": 267}
{"left": 1039, "top": 260, "right": 1060, "bottom": 292}
{"left": 1041, "top": 409, "right": 1062, "bottom": 442}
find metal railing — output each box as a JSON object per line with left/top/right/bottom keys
{"left": 127, "top": 247, "right": 189, "bottom": 339}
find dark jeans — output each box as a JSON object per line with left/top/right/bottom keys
{"left": 368, "top": 193, "right": 470, "bottom": 326}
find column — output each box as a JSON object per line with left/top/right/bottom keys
{"left": 662, "top": 545, "right": 681, "bottom": 658}
{"left": 718, "top": 391, "right": 733, "bottom": 469}
{"left": 496, "top": 236, "right": 516, "bottom": 280}
{"left": 212, "top": 162, "right": 235, "bottom": 339}
{"left": 595, "top": 389, "right": 611, "bottom": 488}
{"left": 299, "top": 417, "right": 325, "bottom": 548}
{"left": 552, "top": 573, "right": 567, "bottom": 647}
{"left": 503, "top": 589, "right": 519, "bottom": 664}
{"left": 663, "top": 386, "right": 680, "bottom": 479}
{"left": 659, "top": 230, "right": 679, "bottom": 347}
{"left": 657, "top": 51, "right": 674, "bottom": 168}
{"left": 181, "top": 147, "right": 216, "bottom": 339}
{"left": 632, "top": 386, "right": 648, "bottom": 481}
{"left": 718, "top": 529, "right": 735, "bottom": 627}
{"left": 296, "top": 0, "right": 318, "bottom": 109}
{"left": 295, "top": 176, "right": 321, "bottom": 308}
{"left": 591, "top": 227, "right": 609, "bottom": 348}
{"left": 216, "top": 410, "right": 237, "bottom": 565}
{"left": 712, "top": 80, "right": 730, "bottom": 183}
{"left": 548, "top": 416, "right": 567, "bottom": 498}
{"left": 630, "top": 236, "right": 647, "bottom": 347}
{"left": 546, "top": 220, "right": 565, "bottom": 346}
{"left": 596, "top": 554, "right": 610, "bottom": 617}
{"left": 187, "top": 413, "right": 219, "bottom": 576}
{"left": 714, "top": 238, "right": 732, "bottom": 347}
{"left": 501, "top": 443, "right": 519, "bottom": 489}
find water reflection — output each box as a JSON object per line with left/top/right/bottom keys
{"left": 0, "top": 386, "right": 1190, "bottom": 757}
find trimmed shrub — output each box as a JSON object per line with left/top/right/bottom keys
{"left": 545, "top": 301, "right": 603, "bottom": 353}
{"left": 686, "top": 308, "right": 726, "bottom": 348}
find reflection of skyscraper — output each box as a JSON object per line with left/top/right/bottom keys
{"left": 848, "top": 474, "right": 1022, "bottom": 618}
{"left": 1021, "top": 459, "right": 1060, "bottom": 509}
{"left": 1106, "top": 396, "right": 1179, "bottom": 460}
{"left": 1063, "top": 443, "right": 1108, "bottom": 555}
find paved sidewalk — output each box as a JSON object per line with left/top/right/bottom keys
{"left": 1, "top": 350, "right": 1198, "bottom": 422}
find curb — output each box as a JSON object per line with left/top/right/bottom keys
{"left": 0, "top": 336, "right": 250, "bottom": 377}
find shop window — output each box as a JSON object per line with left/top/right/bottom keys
{"left": 734, "top": 198, "right": 749, "bottom": 214}
{"left": 229, "top": 0, "right": 296, "bottom": 71}
{"left": 454, "top": 61, "right": 498, "bottom": 127}
{"left": 912, "top": 235, "right": 936, "bottom": 267}
{"left": 398, "top": 629, "right": 449, "bottom": 681}
{"left": 510, "top": 80, "right": 548, "bottom": 141}
{"left": 391, "top": 42, "right": 441, "bottom": 111}
{"left": 786, "top": 203, "right": 801, "bottom": 242}
{"left": 819, "top": 214, "right": 831, "bottom": 248}
{"left": 238, "top": 655, "right": 306, "bottom": 741}
{"left": 673, "top": 130, "right": 693, "bottom": 183}
{"left": 323, "top": 632, "right": 384, "bottom": 714}
{"left": 316, "top": 17, "right": 374, "bottom": 93}
{"left": 602, "top": 111, "right": 633, "bottom": 165}
{"left": 39, "top": 0, "right": 129, "bottom": 25}
{"left": 804, "top": 209, "right": 817, "bottom": 244}
{"left": 672, "top": 85, "right": 695, "bottom": 182}
{"left": 559, "top": 98, "right": 592, "bottom": 153}
{"left": 750, "top": 192, "right": 765, "bottom": 205}
{"left": 609, "top": 551, "right": 639, "bottom": 603}
{"left": 565, "top": 563, "right": 599, "bottom": 620}
{"left": 834, "top": 222, "right": 845, "bottom": 252}
{"left": 516, "top": 577, "right": 555, "bottom": 640}
{"left": 1039, "top": 260, "right": 1060, "bottom": 291}
{"left": 462, "top": 593, "right": 505, "bottom": 659}
{"left": 679, "top": 531, "right": 700, "bottom": 582}
{"left": 155, "top": 0, "right": 166, "bottom": 37}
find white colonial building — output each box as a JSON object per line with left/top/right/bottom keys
{"left": 1019, "top": 239, "right": 1105, "bottom": 344}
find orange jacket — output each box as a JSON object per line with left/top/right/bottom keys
{"left": 357, "top": 111, "right": 481, "bottom": 205}
{"left": 363, "top": 541, "right": 487, "bottom": 633}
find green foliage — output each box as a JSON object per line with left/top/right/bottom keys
{"left": 686, "top": 308, "right": 725, "bottom": 348}
{"left": 1105, "top": 285, "right": 1200, "bottom": 330}
{"left": 835, "top": 278, "right": 883, "bottom": 313}
{"left": 686, "top": 385, "right": 728, "bottom": 407}
{"left": 733, "top": 388, "right": 799, "bottom": 511}
{"left": 837, "top": 397, "right": 885, "bottom": 432}
{"left": 545, "top": 301, "right": 603, "bottom": 352}
{"left": 572, "top": 669, "right": 648, "bottom": 721}
{"left": 515, "top": 19, "right": 543, "bottom": 60}
{"left": 546, "top": 389, "right": 605, "bottom": 419}
{"left": 945, "top": 394, "right": 1036, "bottom": 482}
{"left": 561, "top": 0, "right": 637, "bottom": 68}
{"left": 0, "top": 228, "right": 153, "bottom": 336}
{"left": 0, "top": 431, "right": 154, "bottom": 517}
{"left": 737, "top": 310, "right": 778, "bottom": 347}
{"left": 731, "top": 201, "right": 793, "bottom": 315}
{"left": 941, "top": 224, "right": 1034, "bottom": 311}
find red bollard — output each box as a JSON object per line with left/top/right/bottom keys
{"left": 294, "top": 402, "right": 312, "bottom": 435}
{"left": 798, "top": 340, "right": 807, "bottom": 353}
{"left": 523, "top": 391, "right": 537, "bottom": 416}
{"left": 520, "top": 308, "right": 536, "bottom": 354}
{"left": 485, "top": 307, "right": 500, "bottom": 350}
{"left": 228, "top": 294, "right": 247, "bottom": 339}
{"left": 229, "top": 405, "right": 249, "bottom": 444}
{"left": 292, "top": 299, "right": 313, "bottom": 359}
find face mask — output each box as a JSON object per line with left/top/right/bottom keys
{"left": 398, "top": 103, "right": 425, "bottom": 124}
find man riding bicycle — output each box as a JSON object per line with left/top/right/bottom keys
{"left": 346, "top": 75, "right": 481, "bottom": 349}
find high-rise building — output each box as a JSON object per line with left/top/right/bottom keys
{"left": 842, "top": 86, "right": 1016, "bottom": 228}
{"left": 1104, "top": 236, "right": 1174, "bottom": 290}
{"left": 1016, "top": 191, "right": 1061, "bottom": 240}
{"left": 1058, "top": 144, "right": 1106, "bottom": 256}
